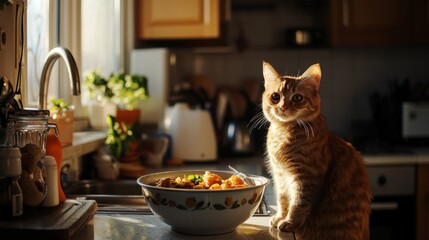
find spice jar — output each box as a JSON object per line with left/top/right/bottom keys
{"left": 0, "top": 146, "right": 23, "bottom": 218}
{"left": 6, "top": 109, "right": 54, "bottom": 207}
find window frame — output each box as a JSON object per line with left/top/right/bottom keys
{"left": 25, "top": 0, "right": 133, "bottom": 117}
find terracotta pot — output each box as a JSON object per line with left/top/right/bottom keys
{"left": 116, "top": 109, "right": 141, "bottom": 125}
{"left": 50, "top": 109, "right": 74, "bottom": 146}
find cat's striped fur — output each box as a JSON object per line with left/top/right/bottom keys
{"left": 262, "top": 62, "right": 372, "bottom": 240}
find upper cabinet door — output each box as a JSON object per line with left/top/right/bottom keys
{"left": 412, "top": 0, "right": 429, "bottom": 44}
{"left": 329, "top": 0, "right": 413, "bottom": 46}
{"left": 136, "top": 0, "right": 220, "bottom": 40}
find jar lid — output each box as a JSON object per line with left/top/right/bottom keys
{"left": 0, "top": 146, "right": 22, "bottom": 177}
{"left": 8, "top": 108, "right": 50, "bottom": 119}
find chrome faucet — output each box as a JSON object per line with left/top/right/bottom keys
{"left": 39, "top": 47, "right": 81, "bottom": 109}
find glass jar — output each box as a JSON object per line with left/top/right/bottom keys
{"left": 6, "top": 109, "right": 54, "bottom": 207}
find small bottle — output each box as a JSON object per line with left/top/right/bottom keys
{"left": 9, "top": 176, "right": 23, "bottom": 216}
{"left": 0, "top": 146, "right": 23, "bottom": 217}
{"left": 42, "top": 156, "right": 59, "bottom": 207}
{"left": 46, "top": 131, "right": 66, "bottom": 203}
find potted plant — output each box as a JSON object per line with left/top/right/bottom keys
{"left": 84, "top": 70, "right": 117, "bottom": 129}
{"left": 49, "top": 98, "right": 74, "bottom": 146}
{"left": 105, "top": 115, "right": 140, "bottom": 162}
{"left": 108, "top": 72, "right": 149, "bottom": 125}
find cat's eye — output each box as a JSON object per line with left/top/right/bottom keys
{"left": 292, "top": 94, "right": 303, "bottom": 103}
{"left": 271, "top": 93, "right": 280, "bottom": 102}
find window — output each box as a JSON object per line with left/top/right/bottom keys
{"left": 26, "top": 0, "right": 128, "bottom": 110}
{"left": 26, "top": 0, "right": 51, "bottom": 107}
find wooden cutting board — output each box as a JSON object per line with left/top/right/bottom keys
{"left": 0, "top": 199, "right": 97, "bottom": 239}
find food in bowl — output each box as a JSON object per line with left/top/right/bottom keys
{"left": 149, "top": 170, "right": 249, "bottom": 190}
{"left": 137, "top": 170, "right": 270, "bottom": 235}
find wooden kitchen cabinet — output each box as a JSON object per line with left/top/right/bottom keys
{"left": 417, "top": 165, "right": 429, "bottom": 240}
{"left": 135, "top": 0, "right": 220, "bottom": 40}
{"left": 412, "top": 0, "right": 429, "bottom": 44}
{"left": 328, "top": 0, "right": 428, "bottom": 46}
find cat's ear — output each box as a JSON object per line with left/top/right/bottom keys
{"left": 301, "top": 63, "right": 322, "bottom": 90}
{"left": 263, "top": 61, "right": 281, "bottom": 87}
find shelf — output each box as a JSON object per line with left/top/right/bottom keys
{"left": 63, "top": 131, "right": 107, "bottom": 160}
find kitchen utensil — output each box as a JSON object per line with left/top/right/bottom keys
{"left": 0, "top": 75, "right": 15, "bottom": 108}
{"left": 0, "top": 76, "right": 15, "bottom": 130}
{"left": 228, "top": 165, "right": 255, "bottom": 186}
{"left": 0, "top": 199, "right": 97, "bottom": 239}
{"left": 227, "top": 88, "right": 248, "bottom": 119}
{"left": 215, "top": 91, "right": 228, "bottom": 130}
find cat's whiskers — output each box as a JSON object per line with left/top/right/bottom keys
{"left": 296, "top": 116, "right": 316, "bottom": 139}
{"left": 302, "top": 116, "right": 318, "bottom": 137}
{"left": 249, "top": 111, "right": 269, "bottom": 134}
{"left": 298, "top": 119, "right": 311, "bottom": 139}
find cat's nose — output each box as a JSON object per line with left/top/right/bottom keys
{"left": 278, "top": 105, "right": 286, "bottom": 111}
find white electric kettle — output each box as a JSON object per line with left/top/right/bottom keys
{"left": 164, "top": 103, "right": 217, "bottom": 162}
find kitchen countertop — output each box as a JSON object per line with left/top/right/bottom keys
{"left": 87, "top": 181, "right": 295, "bottom": 240}
{"left": 88, "top": 209, "right": 294, "bottom": 240}
{"left": 363, "top": 146, "right": 429, "bottom": 166}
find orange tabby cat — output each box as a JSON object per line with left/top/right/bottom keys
{"left": 262, "top": 61, "right": 372, "bottom": 240}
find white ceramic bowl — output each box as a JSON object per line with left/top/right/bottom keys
{"left": 137, "top": 170, "right": 270, "bottom": 235}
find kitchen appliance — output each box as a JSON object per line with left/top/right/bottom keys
{"left": 368, "top": 165, "right": 415, "bottom": 240}
{"left": 130, "top": 48, "right": 171, "bottom": 127}
{"left": 402, "top": 101, "right": 429, "bottom": 138}
{"left": 222, "top": 120, "right": 253, "bottom": 155}
{"left": 164, "top": 103, "right": 217, "bottom": 162}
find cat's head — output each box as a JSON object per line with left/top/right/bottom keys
{"left": 262, "top": 61, "right": 322, "bottom": 125}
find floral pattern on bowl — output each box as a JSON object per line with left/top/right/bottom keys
{"left": 145, "top": 192, "right": 262, "bottom": 211}
{"left": 137, "top": 170, "right": 270, "bottom": 235}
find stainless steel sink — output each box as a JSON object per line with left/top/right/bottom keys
{"left": 65, "top": 179, "right": 142, "bottom": 195}
{"left": 64, "top": 179, "right": 270, "bottom": 216}
{"left": 64, "top": 179, "right": 150, "bottom": 214}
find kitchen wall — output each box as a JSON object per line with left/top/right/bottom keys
{"left": 180, "top": 47, "right": 429, "bottom": 137}
{"left": 0, "top": 1, "right": 20, "bottom": 92}
{"left": 172, "top": 1, "right": 429, "bottom": 137}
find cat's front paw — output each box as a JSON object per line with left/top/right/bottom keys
{"left": 278, "top": 219, "right": 295, "bottom": 232}
{"left": 270, "top": 215, "right": 293, "bottom": 231}
{"left": 270, "top": 214, "right": 283, "bottom": 228}
{"left": 271, "top": 215, "right": 295, "bottom": 232}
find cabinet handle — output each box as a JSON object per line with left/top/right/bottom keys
{"left": 370, "top": 202, "right": 398, "bottom": 211}
{"left": 342, "top": 0, "right": 350, "bottom": 27}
